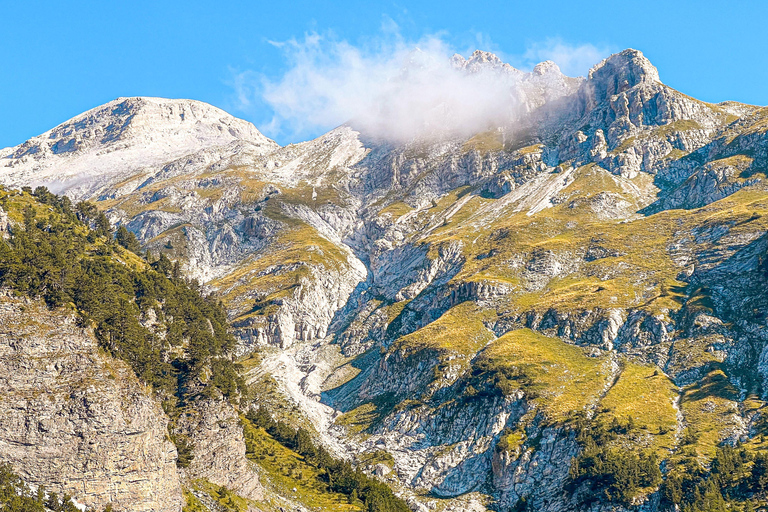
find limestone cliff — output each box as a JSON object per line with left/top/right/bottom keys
{"left": 0, "top": 293, "right": 183, "bottom": 512}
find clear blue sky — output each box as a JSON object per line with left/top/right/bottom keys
{"left": 2, "top": 0, "right": 766, "bottom": 148}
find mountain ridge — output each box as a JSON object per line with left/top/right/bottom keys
{"left": 0, "top": 96, "right": 278, "bottom": 200}
{"left": 2, "top": 47, "right": 768, "bottom": 512}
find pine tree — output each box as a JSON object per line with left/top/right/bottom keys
{"left": 295, "top": 428, "right": 316, "bottom": 458}
{"left": 115, "top": 225, "right": 141, "bottom": 253}
{"left": 75, "top": 201, "right": 98, "bottom": 223}
{"left": 22, "top": 205, "right": 35, "bottom": 231}
{"left": 662, "top": 473, "right": 683, "bottom": 505}
{"left": 752, "top": 452, "right": 768, "bottom": 491}
{"left": 153, "top": 253, "right": 173, "bottom": 276}
{"left": 95, "top": 212, "right": 111, "bottom": 238}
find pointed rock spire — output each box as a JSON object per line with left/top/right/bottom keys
{"left": 532, "top": 60, "right": 562, "bottom": 76}
{"left": 587, "top": 49, "right": 660, "bottom": 98}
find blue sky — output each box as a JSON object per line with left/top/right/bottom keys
{"left": 2, "top": 0, "right": 767, "bottom": 148}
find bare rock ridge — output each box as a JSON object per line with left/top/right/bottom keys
{"left": 587, "top": 48, "right": 660, "bottom": 100}
{"left": 2, "top": 46, "right": 768, "bottom": 512}
{"left": 176, "top": 400, "right": 264, "bottom": 502}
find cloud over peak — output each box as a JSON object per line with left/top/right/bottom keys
{"left": 232, "top": 31, "right": 614, "bottom": 144}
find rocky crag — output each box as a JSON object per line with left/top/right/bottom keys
{"left": 0, "top": 294, "right": 183, "bottom": 512}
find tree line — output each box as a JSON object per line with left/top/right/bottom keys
{"left": 567, "top": 414, "right": 662, "bottom": 506}
{"left": 563, "top": 410, "right": 767, "bottom": 511}
{"left": 661, "top": 442, "right": 766, "bottom": 512}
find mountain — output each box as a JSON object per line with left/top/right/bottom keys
{"left": 2, "top": 48, "right": 768, "bottom": 512}
{"left": 0, "top": 97, "right": 278, "bottom": 201}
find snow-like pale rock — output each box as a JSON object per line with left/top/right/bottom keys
{"left": 0, "top": 97, "right": 279, "bottom": 200}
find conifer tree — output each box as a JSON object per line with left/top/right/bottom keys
{"left": 115, "top": 225, "right": 141, "bottom": 253}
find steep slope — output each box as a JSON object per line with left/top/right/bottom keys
{"left": 0, "top": 294, "right": 183, "bottom": 512}
{"left": 0, "top": 187, "right": 397, "bottom": 512}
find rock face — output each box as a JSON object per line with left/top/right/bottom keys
{"left": 176, "top": 399, "right": 264, "bottom": 501}
{"left": 0, "top": 294, "right": 183, "bottom": 512}
{"left": 3, "top": 47, "right": 768, "bottom": 511}
{"left": 491, "top": 426, "right": 580, "bottom": 512}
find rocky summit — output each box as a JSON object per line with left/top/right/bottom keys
{"left": 2, "top": 48, "right": 768, "bottom": 511}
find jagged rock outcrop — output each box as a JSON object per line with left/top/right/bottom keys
{"left": 176, "top": 399, "right": 264, "bottom": 501}
{"left": 552, "top": 49, "right": 725, "bottom": 179}
{"left": 492, "top": 426, "right": 580, "bottom": 512}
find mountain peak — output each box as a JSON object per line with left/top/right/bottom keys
{"left": 453, "top": 50, "right": 523, "bottom": 75}
{"left": 532, "top": 60, "right": 562, "bottom": 76}
{"left": 468, "top": 49, "right": 502, "bottom": 65}
{"left": 588, "top": 48, "right": 660, "bottom": 94}
{"left": 0, "top": 97, "right": 278, "bottom": 199}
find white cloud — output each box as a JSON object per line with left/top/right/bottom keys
{"left": 231, "top": 31, "right": 615, "bottom": 144}
{"left": 519, "top": 38, "right": 615, "bottom": 77}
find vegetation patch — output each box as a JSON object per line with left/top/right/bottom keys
{"left": 378, "top": 201, "right": 414, "bottom": 219}
{"left": 244, "top": 409, "right": 409, "bottom": 512}
{"left": 462, "top": 131, "right": 504, "bottom": 153}
{"left": 568, "top": 422, "right": 662, "bottom": 507}
{"left": 335, "top": 402, "right": 381, "bottom": 436}
{"left": 679, "top": 368, "right": 743, "bottom": 458}
{"left": 597, "top": 363, "right": 679, "bottom": 454}
{"left": 660, "top": 445, "right": 766, "bottom": 511}
{"left": 191, "top": 480, "right": 249, "bottom": 512}
{"left": 391, "top": 301, "right": 495, "bottom": 358}
{"left": 181, "top": 489, "right": 208, "bottom": 512}
{"left": 468, "top": 329, "right": 609, "bottom": 420}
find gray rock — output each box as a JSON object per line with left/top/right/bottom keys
{"left": 0, "top": 295, "right": 183, "bottom": 512}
